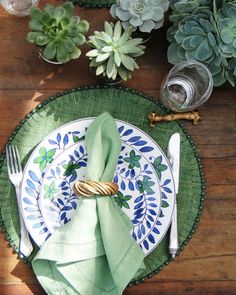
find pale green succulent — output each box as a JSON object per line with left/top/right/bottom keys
{"left": 170, "top": 0, "right": 222, "bottom": 10}
{"left": 110, "top": 0, "right": 169, "bottom": 33}
{"left": 218, "top": 3, "right": 236, "bottom": 58}
{"left": 168, "top": 0, "right": 227, "bottom": 24}
{"left": 167, "top": 0, "right": 236, "bottom": 86}
{"left": 169, "top": 0, "right": 211, "bottom": 7}
{"left": 169, "top": 0, "right": 212, "bottom": 23}
{"left": 228, "top": 58, "right": 236, "bottom": 82}
{"left": 86, "top": 21, "right": 145, "bottom": 81}
{"left": 167, "top": 9, "right": 227, "bottom": 86}
{"left": 27, "top": 3, "right": 89, "bottom": 63}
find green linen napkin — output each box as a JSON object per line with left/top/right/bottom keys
{"left": 32, "top": 112, "right": 145, "bottom": 295}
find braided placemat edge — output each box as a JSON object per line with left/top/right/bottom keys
{"left": 0, "top": 84, "right": 205, "bottom": 286}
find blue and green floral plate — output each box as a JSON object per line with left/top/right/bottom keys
{"left": 20, "top": 118, "right": 175, "bottom": 256}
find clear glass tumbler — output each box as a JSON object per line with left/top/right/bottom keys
{"left": 160, "top": 60, "right": 213, "bottom": 112}
{"left": 0, "top": 0, "right": 39, "bottom": 17}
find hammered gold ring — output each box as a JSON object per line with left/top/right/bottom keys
{"left": 73, "top": 180, "right": 119, "bottom": 197}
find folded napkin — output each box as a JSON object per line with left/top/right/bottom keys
{"left": 32, "top": 112, "right": 145, "bottom": 295}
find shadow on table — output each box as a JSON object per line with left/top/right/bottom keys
{"left": 11, "top": 256, "right": 46, "bottom": 295}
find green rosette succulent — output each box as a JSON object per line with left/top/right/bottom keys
{"left": 86, "top": 21, "right": 145, "bottom": 81}
{"left": 228, "top": 58, "right": 236, "bottom": 82}
{"left": 169, "top": 0, "right": 212, "bottom": 23}
{"left": 169, "top": 0, "right": 211, "bottom": 8}
{"left": 27, "top": 3, "right": 89, "bottom": 63}
{"left": 167, "top": 9, "right": 227, "bottom": 86}
{"left": 110, "top": 0, "right": 169, "bottom": 33}
{"left": 167, "top": 0, "right": 236, "bottom": 86}
{"left": 218, "top": 2, "right": 236, "bottom": 58}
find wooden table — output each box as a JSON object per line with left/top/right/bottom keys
{"left": 0, "top": 1, "right": 236, "bottom": 294}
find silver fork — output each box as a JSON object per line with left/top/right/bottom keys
{"left": 6, "top": 145, "right": 33, "bottom": 257}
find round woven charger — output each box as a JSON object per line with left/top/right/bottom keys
{"left": 0, "top": 86, "right": 204, "bottom": 285}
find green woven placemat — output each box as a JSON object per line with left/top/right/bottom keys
{"left": 0, "top": 86, "right": 204, "bottom": 285}
{"left": 68, "top": 0, "right": 115, "bottom": 8}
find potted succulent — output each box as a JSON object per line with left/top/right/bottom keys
{"left": 86, "top": 21, "right": 145, "bottom": 83}
{"left": 27, "top": 2, "right": 89, "bottom": 64}
{"left": 167, "top": 0, "right": 236, "bottom": 86}
{"left": 110, "top": 0, "right": 169, "bottom": 39}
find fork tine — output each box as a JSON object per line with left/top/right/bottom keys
{"left": 14, "top": 146, "right": 22, "bottom": 173}
{"left": 9, "top": 145, "right": 17, "bottom": 174}
{"left": 11, "top": 146, "right": 17, "bottom": 173}
{"left": 11, "top": 146, "right": 19, "bottom": 173}
{"left": 8, "top": 145, "right": 15, "bottom": 174}
{"left": 6, "top": 145, "right": 12, "bottom": 175}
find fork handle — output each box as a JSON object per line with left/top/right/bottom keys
{"left": 15, "top": 185, "right": 33, "bottom": 257}
{"left": 169, "top": 200, "right": 179, "bottom": 258}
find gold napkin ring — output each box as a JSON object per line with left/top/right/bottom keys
{"left": 73, "top": 180, "right": 119, "bottom": 197}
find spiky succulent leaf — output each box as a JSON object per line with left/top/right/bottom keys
{"left": 110, "top": 0, "right": 169, "bottom": 33}
{"left": 86, "top": 21, "right": 145, "bottom": 81}
{"left": 104, "top": 22, "right": 113, "bottom": 36}
{"left": 27, "top": 3, "right": 89, "bottom": 63}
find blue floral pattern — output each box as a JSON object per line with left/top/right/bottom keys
{"left": 41, "top": 146, "right": 87, "bottom": 231}
{"left": 21, "top": 119, "right": 175, "bottom": 255}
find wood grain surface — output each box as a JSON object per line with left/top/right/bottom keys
{"left": 0, "top": 1, "right": 236, "bottom": 294}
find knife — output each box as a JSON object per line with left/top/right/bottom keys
{"left": 167, "top": 133, "right": 180, "bottom": 258}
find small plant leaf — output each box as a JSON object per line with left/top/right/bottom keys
{"left": 29, "top": 19, "right": 43, "bottom": 31}
{"left": 78, "top": 20, "right": 89, "bottom": 33}
{"left": 70, "top": 47, "right": 81, "bottom": 60}
{"left": 63, "top": 2, "right": 74, "bottom": 16}
{"left": 43, "top": 41, "right": 56, "bottom": 60}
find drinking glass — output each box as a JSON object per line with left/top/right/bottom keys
{"left": 160, "top": 60, "right": 213, "bottom": 112}
{"left": 0, "top": 0, "right": 39, "bottom": 16}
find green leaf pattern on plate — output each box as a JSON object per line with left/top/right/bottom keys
{"left": 152, "top": 156, "right": 167, "bottom": 179}
{"left": 124, "top": 150, "right": 141, "bottom": 169}
{"left": 33, "top": 147, "right": 56, "bottom": 171}
{"left": 161, "top": 200, "right": 169, "bottom": 208}
{"left": 114, "top": 191, "right": 132, "bottom": 209}
{"left": 43, "top": 181, "right": 60, "bottom": 200}
{"left": 137, "top": 176, "right": 155, "bottom": 194}
{"left": 63, "top": 160, "right": 80, "bottom": 177}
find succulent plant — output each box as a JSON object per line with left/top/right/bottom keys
{"left": 167, "top": 0, "right": 236, "bottom": 86}
{"left": 110, "top": 0, "right": 169, "bottom": 33}
{"left": 228, "top": 58, "right": 236, "bottom": 82}
{"left": 86, "top": 21, "right": 145, "bottom": 81}
{"left": 169, "top": 0, "right": 212, "bottom": 23}
{"left": 170, "top": 0, "right": 222, "bottom": 10}
{"left": 27, "top": 3, "right": 89, "bottom": 63}
{"left": 167, "top": 9, "right": 227, "bottom": 86}
{"left": 218, "top": 3, "right": 236, "bottom": 58}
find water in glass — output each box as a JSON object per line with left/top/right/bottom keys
{"left": 1, "top": 0, "right": 39, "bottom": 16}
{"left": 161, "top": 61, "right": 213, "bottom": 112}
